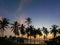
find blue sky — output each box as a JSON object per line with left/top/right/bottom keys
{"left": 0, "top": 0, "right": 60, "bottom": 28}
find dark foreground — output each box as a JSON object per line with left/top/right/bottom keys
{"left": 0, "top": 36, "right": 60, "bottom": 45}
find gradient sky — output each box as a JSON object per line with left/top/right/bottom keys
{"left": 0, "top": 0, "right": 60, "bottom": 29}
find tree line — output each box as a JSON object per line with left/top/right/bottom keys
{"left": 0, "top": 17, "right": 60, "bottom": 41}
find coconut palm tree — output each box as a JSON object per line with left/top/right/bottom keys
{"left": 36, "top": 28, "right": 42, "bottom": 44}
{"left": 26, "top": 27, "right": 30, "bottom": 37}
{"left": 26, "top": 25, "right": 34, "bottom": 44}
{"left": 20, "top": 24, "right": 25, "bottom": 38}
{"left": 11, "top": 21, "right": 20, "bottom": 36}
{"left": 26, "top": 26, "right": 36, "bottom": 44}
{"left": 26, "top": 27, "right": 30, "bottom": 43}
{"left": 37, "top": 28, "right": 42, "bottom": 38}
{"left": 50, "top": 25, "right": 59, "bottom": 38}
{"left": 25, "top": 17, "right": 32, "bottom": 44}
{"left": 25, "top": 17, "right": 32, "bottom": 26}
{"left": 42, "top": 27, "right": 49, "bottom": 39}
{"left": 0, "top": 18, "right": 9, "bottom": 37}
{"left": 33, "top": 28, "right": 37, "bottom": 44}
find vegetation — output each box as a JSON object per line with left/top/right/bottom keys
{"left": 11, "top": 21, "right": 20, "bottom": 36}
{"left": 42, "top": 27, "right": 49, "bottom": 39}
{"left": 0, "top": 18, "right": 9, "bottom": 37}
{"left": 0, "top": 17, "right": 60, "bottom": 45}
{"left": 50, "top": 25, "right": 59, "bottom": 37}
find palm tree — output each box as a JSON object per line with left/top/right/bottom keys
{"left": 20, "top": 24, "right": 25, "bottom": 38}
{"left": 36, "top": 28, "right": 42, "bottom": 44}
{"left": 50, "top": 25, "right": 59, "bottom": 38}
{"left": 33, "top": 28, "right": 37, "bottom": 44}
{"left": 26, "top": 25, "right": 34, "bottom": 44}
{"left": 26, "top": 27, "right": 30, "bottom": 43}
{"left": 42, "top": 27, "right": 49, "bottom": 40}
{"left": 0, "top": 18, "right": 9, "bottom": 37}
{"left": 25, "top": 17, "right": 32, "bottom": 26}
{"left": 25, "top": 17, "right": 32, "bottom": 44}
{"left": 11, "top": 21, "right": 20, "bottom": 36}
{"left": 26, "top": 26, "right": 36, "bottom": 44}
{"left": 37, "top": 28, "right": 42, "bottom": 38}
{"left": 26, "top": 27, "right": 30, "bottom": 37}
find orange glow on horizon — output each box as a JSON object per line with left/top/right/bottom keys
{"left": 1, "top": 30, "right": 60, "bottom": 40}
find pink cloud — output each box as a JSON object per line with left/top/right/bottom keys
{"left": 18, "top": 16, "right": 26, "bottom": 25}
{"left": 16, "top": 0, "right": 32, "bottom": 25}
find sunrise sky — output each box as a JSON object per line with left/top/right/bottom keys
{"left": 0, "top": 0, "right": 60, "bottom": 28}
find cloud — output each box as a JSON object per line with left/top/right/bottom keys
{"left": 18, "top": 16, "right": 26, "bottom": 24}
{"left": 17, "top": 0, "right": 32, "bottom": 12}
{"left": 16, "top": 0, "right": 32, "bottom": 24}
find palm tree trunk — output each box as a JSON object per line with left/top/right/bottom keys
{"left": 2, "top": 30, "right": 4, "bottom": 37}
{"left": 34, "top": 38, "right": 35, "bottom": 44}
{"left": 0, "top": 29, "right": 3, "bottom": 37}
{"left": 39, "top": 36, "right": 40, "bottom": 44}
{"left": 44, "top": 35, "right": 45, "bottom": 40}
{"left": 39, "top": 36, "right": 42, "bottom": 44}
{"left": 54, "top": 33, "right": 56, "bottom": 38}
{"left": 27, "top": 36, "right": 28, "bottom": 44}
{"left": 30, "top": 36, "right": 31, "bottom": 44}
{"left": 2, "top": 28, "right": 4, "bottom": 37}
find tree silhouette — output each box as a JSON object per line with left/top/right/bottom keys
{"left": 58, "top": 28, "right": 60, "bottom": 34}
{"left": 36, "top": 28, "right": 42, "bottom": 43}
{"left": 20, "top": 24, "right": 25, "bottom": 38}
{"left": 50, "top": 25, "right": 59, "bottom": 38}
{"left": 42, "top": 27, "right": 49, "bottom": 40}
{"left": 26, "top": 27, "right": 30, "bottom": 37}
{"left": 26, "top": 25, "right": 34, "bottom": 44}
{"left": 37, "top": 28, "right": 42, "bottom": 38}
{"left": 26, "top": 26, "right": 36, "bottom": 44}
{"left": 0, "top": 18, "right": 9, "bottom": 37}
{"left": 32, "top": 29, "right": 36, "bottom": 44}
{"left": 25, "top": 17, "right": 32, "bottom": 44}
{"left": 11, "top": 21, "right": 20, "bottom": 36}
{"left": 25, "top": 17, "right": 32, "bottom": 26}
{"left": 26, "top": 27, "right": 30, "bottom": 43}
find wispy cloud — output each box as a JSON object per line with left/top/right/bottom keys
{"left": 17, "top": 0, "right": 32, "bottom": 24}
{"left": 0, "top": 0, "right": 32, "bottom": 23}
{"left": 17, "top": 0, "right": 32, "bottom": 12}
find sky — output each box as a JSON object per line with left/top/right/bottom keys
{"left": 0, "top": 0, "right": 60, "bottom": 29}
